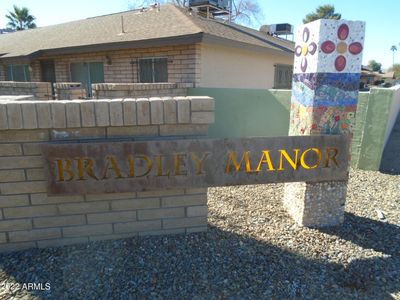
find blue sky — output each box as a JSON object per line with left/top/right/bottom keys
{"left": 0, "top": 0, "right": 397, "bottom": 70}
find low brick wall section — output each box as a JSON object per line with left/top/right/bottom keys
{"left": 0, "top": 81, "right": 52, "bottom": 100}
{"left": 54, "top": 82, "right": 86, "bottom": 100}
{"left": 92, "top": 83, "right": 192, "bottom": 99}
{"left": 0, "top": 96, "right": 214, "bottom": 252}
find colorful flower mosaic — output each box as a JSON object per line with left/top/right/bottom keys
{"left": 293, "top": 20, "right": 365, "bottom": 74}
{"left": 289, "top": 102, "right": 357, "bottom": 135}
{"left": 295, "top": 27, "right": 317, "bottom": 72}
{"left": 287, "top": 19, "right": 365, "bottom": 228}
{"left": 320, "top": 24, "right": 363, "bottom": 72}
{"left": 290, "top": 19, "right": 365, "bottom": 137}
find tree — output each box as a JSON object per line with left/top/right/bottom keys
{"left": 230, "top": 0, "right": 261, "bottom": 26}
{"left": 6, "top": 5, "right": 36, "bottom": 31}
{"left": 368, "top": 60, "right": 382, "bottom": 72}
{"left": 391, "top": 45, "right": 397, "bottom": 66}
{"left": 303, "top": 4, "right": 341, "bottom": 24}
{"left": 129, "top": 0, "right": 261, "bottom": 26}
{"left": 389, "top": 64, "right": 400, "bottom": 79}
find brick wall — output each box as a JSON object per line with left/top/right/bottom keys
{"left": 30, "top": 60, "right": 41, "bottom": 82}
{"left": 46, "top": 44, "right": 201, "bottom": 86}
{"left": 0, "top": 82, "right": 52, "bottom": 100}
{"left": 92, "top": 83, "right": 192, "bottom": 99}
{"left": 0, "top": 96, "right": 214, "bottom": 252}
{"left": 0, "top": 44, "right": 201, "bottom": 90}
{"left": 0, "top": 65, "right": 5, "bottom": 81}
{"left": 54, "top": 82, "right": 86, "bottom": 100}
{"left": 54, "top": 82, "right": 190, "bottom": 100}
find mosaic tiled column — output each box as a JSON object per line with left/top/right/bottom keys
{"left": 284, "top": 19, "right": 365, "bottom": 227}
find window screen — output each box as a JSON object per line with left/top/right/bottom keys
{"left": 70, "top": 62, "right": 104, "bottom": 97}
{"left": 274, "top": 64, "right": 293, "bottom": 89}
{"left": 139, "top": 58, "right": 168, "bottom": 83}
{"left": 139, "top": 59, "right": 153, "bottom": 83}
{"left": 6, "top": 64, "right": 31, "bottom": 82}
{"left": 89, "top": 62, "right": 105, "bottom": 84}
{"left": 6, "top": 66, "right": 12, "bottom": 81}
{"left": 154, "top": 58, "right": 168, "bottom": 82}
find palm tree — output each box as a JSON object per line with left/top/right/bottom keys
{"left": 391, "top": 45, "right": 398, "bottom": 66}
{"left": 6, "top": 5, "right": 36, "bottom": 31}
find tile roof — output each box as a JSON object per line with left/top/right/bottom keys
{"left": 0, "top": 4, "right": 294, "bottom": 59}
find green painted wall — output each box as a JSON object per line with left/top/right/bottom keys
{"left": 350, "top": 92, "right": 370, "bottom": 168}
{"left": 188, "top": 88, "right": 291, "bottom": 138}
{"left": 355, "top": 89, "right": 394, "bottom": 170}
{"left": 188, "top": 87, "right": 395, "bottom": 170}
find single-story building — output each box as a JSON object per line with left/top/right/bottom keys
{"left": 381, "top": 71, "right": 396, "bottom": 84}
{"left": 0, "top": 4, "right": 294, "bottom": 96}
{"left": 360, "top": 66, "right": 397, "bottom": 89}
{"left": 360, "top": 66, "right": 384, "bottom": 87}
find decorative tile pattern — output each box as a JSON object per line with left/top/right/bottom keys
{"left": 285, "top": 19, "right": 365, "bottom": 227}
{"left": 293, "top": 19, "right": 365, "bottom": 74}
{"left": 292, "top": 73, "right": 360, "bottom": 107}
{"left": 292, "top": 73, "right": 360, "bottom": 91}
{"left": 290, "top": 19, "right": 365, "bottom": 137}
{"left": 289, "top": 101, "right": 356, "bottom": 135}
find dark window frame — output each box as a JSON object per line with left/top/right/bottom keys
{"left": 139, "top": 57, "right": 168, "bottom": 83}
{"left": 6, "top": 64, "right": 31, "bottom": 82}
{"left": 69, "top": 61, "right": 105, "bottom": 97}
{"left": 273, "top": 64, "right": 293, "bottom": 89}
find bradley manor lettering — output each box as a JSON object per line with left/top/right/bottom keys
{"left": 55, "top": 148, "right": 340, "bottom": 181}
{"left": 42, "top": 136, "right": 350, "bottom": 195}
{"left": 55, "top": 152, "right": 211, "bottom": 181}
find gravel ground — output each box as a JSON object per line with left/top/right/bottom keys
{"left": 0, "top": 169, "right": 399, "bottom": 299}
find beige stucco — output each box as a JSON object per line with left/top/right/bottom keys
{"left": 199, "top": 43, "right": 294, "bottom": 89}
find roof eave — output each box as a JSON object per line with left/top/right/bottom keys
{"left": 0, "top": 32, "right": 294, "bottom": 63}
{"left": 0, "top": 56, "right": 31, "bottom": 64}
{"left": 202, "top": 33, "right": 294, "bottom": 57}
{"left": 0, "top": 33, "right": 204, "bottom": 61}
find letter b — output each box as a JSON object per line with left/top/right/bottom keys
{"left": 56, "top": 159, "right": 74, "bottom": 181}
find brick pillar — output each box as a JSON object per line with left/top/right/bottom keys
{"left": 284, "top": 19, "right": 365, "bottom": 227}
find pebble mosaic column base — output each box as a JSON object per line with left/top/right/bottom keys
{"left": 284, "top": 19, "right": 365, "bottom": 227}
{"left": 284, "top": 181, "right": 347, "bottom": 227}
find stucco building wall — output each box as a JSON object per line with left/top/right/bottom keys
{"left": 199, "top": 43, "right": 293, "bottom": 89}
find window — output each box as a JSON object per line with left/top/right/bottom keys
{"left": 139, "top": 58, "right": 168, "bottom": 83}
{"left": 70, "top": 62, "right": 104, "bottom": 97}
{"left": 6, "top": 64, "right": 31, "bottom": 82}
{"left": 274, "top": 64, "right": 293, "bottom": 89}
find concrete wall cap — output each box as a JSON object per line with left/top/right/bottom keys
{"left": 0, "top": 96, "right": 214, "bottom": 129}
